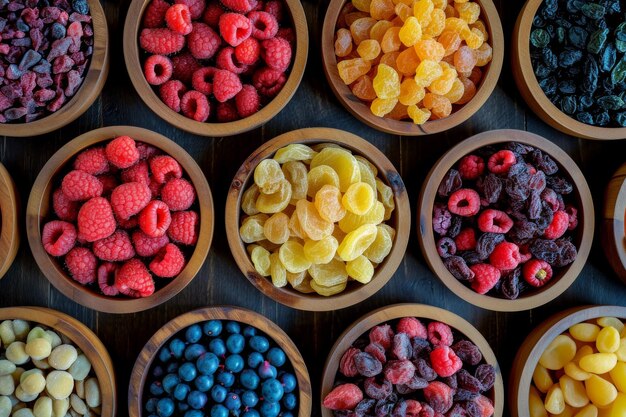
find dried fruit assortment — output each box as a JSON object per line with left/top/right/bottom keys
{"left": 239, "top": 143, "right": 397, "bottom": 297}
{"left": 323, "top": 317, "right": 497, "bottom": 417}
{"left": 334, "top": 0, "right": 493, "bottom": 124}
{"left": 41, "top": 136, "right": 200, "bottom": 299}
{"left": 529, "top": 316, "right": 626, "bottom": 417}
{"left": 0, "top": 0, "right": 94, "bottom": 123}
{"left": 139, "top": 0, "right": 295, "bottom": 122}
{"left": 433, "top": 142, "right": 580, "bottom": 299}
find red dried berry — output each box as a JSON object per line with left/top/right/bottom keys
{"left": 522, "top": 259, "right": 553, "bottom": 287}
{"left": 405, "top": 400, "right": 422, "bottom": 417}
{"left": 363, "top": 377, "right": 392, "bottom": 400}
{"left": 219, "top": 13, "right": 252, "bottom": 47}
{"left": 139, "top": 200, "right": 172, "bottom": 238}
{"left": 188, "top": 22, "right": 222, "bottom": 60}
{"left": 160, "top": 80, "right": 187, "bottom": 113}
{"left": 252, "top": 66, "right": 287, "bottom": 97}
{"left": 565, "top": 205, "right": 578, "bottom": 231}
{"left": 216, "top": 101, "right": 239, "bottom": 122}
{"left": 469, "top": 263, "right": 501, "bottom": 294}
{"left": 322, "top": 383, "right": 363, "bottom": 411}
{"left": 42, "top": 220, "right": 76, "bottom": 257}
{"left": 544, "top": 210, "right": 569, "bottom": 239}
{"left": 168, "top": 210, "right": 199, "bottom": 245}
{"left": 73, "top": 147, "right": 108, "bottom": 175}
{"left": 235, "top": 37, "right": 260, "bottom": 65}
{"left": 203, "top": 1, "right": 225, "bottom": 27}
{"left": 180, "top": 90, "right": 211, "bottom": 122}
{"left": 383, "top": 359, "right": 416, "bottom": 385}
{"left": 364, "top": 343, "right": 386, "bottom": 364}
{"left": 220, "top": 0, "right": 255, "bottom": 13}
{"left": 458, "top": 155, "right": 485, "bottom": 180}
{"left": 429, "top": 346, "right": 462, "bottom": 378}
{"left": 392, "top": 332, "right": 413, "bottom": 360}
{"left": 216, "top": 46, "right": 248, "bottom": 74}
{"left": 353, "top": 352, "right": 383, "bottom": 377}
{"left": 144, "top": 54, "right": 173, "bottom": 85}
{"left": 191, "top": 67, "right": 216, "bottom": 95}
{"left": 53, "top": 189, "right": 79, "bottom": 222}
{"left": 165, "top": 4, "right": 193, "bottom": 35}
{"left": 428, "top": 322, "right": 453, "bottom": 347}
{"left": 396, "top": 317, "right": 428, "bottom": 339}
{"left": 487, "top": 150, "right": 516, "bottom": 174}
{"left": 248, "top": 11, "right": 278, "bottom": 40}
{"left": 369, "top": 324, "right": 394, "bottom": 350}
{"left": 477, "top": 209, "right": 513, "bottom": 233}
{"left": 264, "top": 0, "right": 283, "bottom": 21}
{"left": 97, "top": 262, "right": 119, "bottom": 296}
{"left": 423, "top": 381, "right": 454, "bottom": 414}
{"left": 213, "top": 69, "right": 243, "bottom": 102}
{"left": 161, "top": 178, "right": 196, "bottom": 211}
{"left": 150, "top": 155, "right": 183, "bottom": 184}
{"left": 106, "top": 136, "right": 140, "bottom": 169}
{"left": 139, "top": 28, "right": 185, "bottom": 55}
{"left": 93, "top": 230, "right": 135, "bottom": 262}
{"left": 174, "top": 0, "right": 206, "bottom": 19}
{"left": 150, "top": 243, "right": 185, "bottom": 277}
{"left": 111, "top": 182, "right": 152, "bottom": 220}
{"left": 65, "top": 247, "right": 97, "bottom": 285}
{"left": 455, "top": 228, "right": 476, "bottom": 251}
{"left": 172, "top": 53, "right": 202, "bottom": 84}
{"left": 77, "top": 197, "right": 116, "bottom": 242}
{"left": 339, "top": 347, "right": 360, "bottom": 378}
{"left": 472, "top": 395, "right": 494, "bottom": 417}
{"left": 447, "top": 189, "right": 480, "bottom": 217}
{"left": 115, "top": 258, "right": 155, "bottom": 298}
{"left": 61, "top": 170, "right": 103, "bottom": 202}
{"left": 262, "top": 37, "right": 291, "bottom": 72}
{"left": 121, "top": 161, "right": 150, "bottom": 186}
{"left": 132, "top": 230, "right": 170, "bottom": 258}
{"left": 235, "top": 84, "right": 260, "bottom": 117}
{"left": 143, "top": 0, "right": 170, "bottom": 28}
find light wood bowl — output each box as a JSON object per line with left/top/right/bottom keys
{"left": 509, "top": 305, "right": 626, "bottom": 417}
{"left": 417, "top": 129, "right": 594, "bottom": 312}
{"left": 225, "top": 127, "right": 411, "bottom": 311}
{"left": 123, "top": 0, "right": 308, "bottom": 137}
{"left": 321, "top": 0, "right": 504, "bottom": 136}
{"left": 0, "top": 0, "right": 109, "bottom": 138}
{"left": 25, "top": 126, "right": 214, "bottom": 314}
{"left": 321, "top": 303, "right": 504, "bottom": 417}
{"left": 0, "top": 163, "right": 19, "bottom": 280}
{"left": 512, "top": 0, "right": 626, "bottom": 140}
{"left": 0, "top": 306, "right": 116, "bottom": 416}
{"left": 603, "top": 163, "right": 626, "bottom": 284}
{"left": 129, "top": 305, "right": 312, "bottom": 417}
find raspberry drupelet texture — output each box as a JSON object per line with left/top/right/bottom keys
{"left": 469, "top": 263, "right": 501, "bottom": 294}
{"left": 97, "top": 262, "right": 119, "bottom": 296}
{"left": 132, "top": 230, "right": 170, "bottom": 257}
{"left": 180, "top": 90, "right": 211, "bottom": 122}
{"left": 213, "top": 69, "right": 243, "bottom": 102}
{"left": 489, "top": 241, "right": 521, "bottom": 270}
{"left": 144, "top": 54, "right": 173, "bottom": 85}
{"left": 235, "top": 84, "right": 260, "bottom": 118}
{"left": 447, "top": 189, "right": 480, "bottom": 217}
{"left": 161, "top": 178, "right": 196, "bottom": 211}
{"left": 150, "top": 155, "right": 183, "bottom": 184}
{"left": 188, "top": 22, "right": 221, "bottom": 60}
{"left": 115, "top": 258, "right": 155, "bottom": 297}
{"left": 106, "top": 136, "right": 140, "bottom": 169}
{"left": 203, "top": 1, "right": 225, "bottom": 27}
{"left": 160, "top": 80, "right": 187, "bottom": 112}
{"left": 140, "top": 28, "right": 185, "bottom": 55}
{"left": 252, "top": 67, "right": 286, "bottom": 97}
{"left": 73, "top": 147, "right": 109, "bottom": 175}
{"left": 121, "top": 161, "right": 150, "bottom": 186}
{"left": 191, "top": 67, "right": 216, "bottom": 95}
{"left": 150, "top": 243, "right": 186, "bottom": 277}
{"left": 544, "top": 210, "right": 569, "bottom": 239}
{"left": 248, "top": 11, "right": 278, "bottom": 40}
{"left": 220, "top": 0, "right": 256, "bottom": 13}
{"left": 42, "top": 220, "right": 77, "bottom": 257}
{"left": 216, "top": 47, "right": 248, "bottom": 74}
{"left": 487, "top": 150, "right": 516, "bottom": 174}
{"left": 168, "top": 210, "right": 199, "bottom": 245}
{"left": 165, "top": 4, "right": 193, "bottom": 35}
{"left": 175, "top": 0, "right": 206, "bottom": 19}
{"left": 458, "top": 155, "right": 484, "bottom": 180}
{"left": 235, "top": 37, "right": 261, "bottom": 65}
{"left": 261, "top": 37, "right": 291, "bottom": 72}
{"left": 77, "top": 197, "right": 117, "bottom": 242}
{"left": 53, "top": 189, "right": 79, "bottom": 222}
{"left": 429, "top": 346, "right": 462, "bottom": 378}
{"left": 216, "top": 101, "right": 239, "bottom": 122}
{"left": 139, "top": 200, "right": 172, "bottom": 238}
{"left": 93, "top": 230, "right": 135, "bottom": 262}
{"left": 143, "top": 0, "right": 170, "bottom": 28}
{"left": 172, "top": 53, "right": 202, "bottom": 84}
{"left": 66, "top": 247, "right": 97, "bottom": 285}
{"left": 61, "top": 170, "right": 103, "bottom": 202}
{"left": 219, "top": 13, "right": 252, "bottom": 47}
{"left": 110, "top": 182, "right": 152, "bottom": 220}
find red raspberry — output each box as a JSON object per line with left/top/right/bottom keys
{"left": 139, "top": 28, "right": 185, "bottom": 55}
{"left": 427, "top": 322, "right": 453, "bottom": 346}
{"left": 339, "top": 347, "right": 360, "bottom": 378}
{"left": 165, "top": 4, "right": 192, "bottom": 35}
{"left": 469, "top": 263, "right": 501, "bottom": 294}
{"left": 188, "top": 23, "right": 221, "bottom": 60}
{"left": 455, "top": 228, "right": 476, "bottom": 251}
{"left": 42, "top": 220, "right": 76, "bottom": 257}
{"left": 149, "top": 178, "right": 163, "bottom": 198}
{"left": 220, "top": 0, "right": 255, "bottom": 13}
{"left": 110, "top": 182, "right": 152, "bottom": 220}
{"left": 216, "top": 47, "right": 249, "bottom": 74}
{"left": 137, "top": 143, "right": 160, "bottom": 160}
{"left": 252, "top": 67, "right": 287, "bottom": 97}
{"left": 181, "top": 90, "right": 211, "bottom": 122}
{"left": 248, "top": 11, "right": 278, "bottom": 40}
{"left": 73, "top": 147, "right": 108, "bottom": 175}
{"left": 168, "top": 210, "right": 199, "bottom": 245}
{"left": 490, "top": 241, "right": 521, "bottom": 270}
{"left": 235, "top": 84, "right": 260, "bottom": 117}
{"left": 98, "top": 175, "right": 119, "bottom": 196}
{"left": 264, "top": 0, "right": 283, "bottom": 21}
{"left": 191, "top": 67, "right": 216, "bottom": 95}
{"left": 447, "top": 189, "right": 480, "bottom": 217}
{"left": 132, "top": 230, "right": 170, "bottom": 257}
{"left": 322, "top": 383, "right": 363, "bottom": 411}
{"left": 93, "top": 230, "right": 135, "bottom": 262}
{"left": 369, "top": 324, "right": 393, "bottom": 350}
{"left": 262, "top": 37, "right": 291, "bottom": 72}
{"left": 565, "top": 205, "right": 578, "bottom": 231}
{"left": 150, "top": 243, "right": 185, "bottom": 277}
{"left": 235, "top": 37, "right": 260, "bottom": 65}
{"left": 106, "top": 136, "right": 140, "bottom": 169}
{"left": 160, "top": 80, "right": 187, "bottom": 113}
{"left": 477, "top": 209, "right": 513, "bottom": 233}
{"left": 118, "top": 285, "right": 141, "bottom": 298}
{"left": 396, "top": 317, "right": 427, "bottom": 339}
{"left": 519, "top": 244, "right": 532, "bottom": 263}
{"left": 172, "top": 53, "right": 202, "bottom": 84}
{"left": 174, "top": 0, "right": 206, "bottom": 19}
{"left": 53, "top": 189, "right": 79, "bottom": 221}
{"left": 216, "top": 101, "right": 239, "bottom": 122}
{"left": 523, "top": 259, "right": 553, "bottom": 287}
{"left": 61, "top": 170, "right": 103, "bottom": 202}
{"left": 150, "top": 155, "right": 183, "bottom": 184}
{"left": 161, "top": 178, "right": 196, "bottom": 211}
{"left": 144, "top": 54, "right": 173, "bottom": 85}
{"left": 65, "top": 247, "right": 97, "bottom": 285}
{"left": 423, "top": 381, "right": 454, "bottom": 414}
{"left": 487, "top": 150, "right": 516, "bottom": 174}
{"left": 118, "top": 216, "right": 139, "bottom": 230}
{"left": 473, "top": 395, "right": 494, "bottom": 417}
{"left": 213, "top": 69, "right": 243, "bottom": 102}
{"left": 115, "top": 258, "right": 155, "bottom": 298}
{"left": 139, "top": 200, "right": 172, "bottom": 238}
{"left": 544, "top": 210, "right": 569, "bottom": 240}
{"left": 203, "top": 1, "right": 225, "bottom": 27}
{"left": 276, "top": 27, "right": 295, "bottom": 46}
{"left": 97, "top": 262, "right": 119, "bottom": 296}
{"left": 121, "top": 161, "right": 150, "bottom": 186}
{"left": 383, "top": 360, "right": 416, "bottom": 385}
{"left": 77, "top": 197, "right": 116, "bottom": 242}
{"left": 143, "top": 0, "right": 170, "bottom": 28}
{"left": 429, "top": 346, "right": 462, "bottom": 378}
{"left": 458, "top": 154, "right": 484, "bottom": 180}
{"left": 219, "top": 13, "right": 252, "bottom": 47}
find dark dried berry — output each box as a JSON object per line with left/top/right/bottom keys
{"left": 434, "top": 203, "right": 452, "bottom": 236}
{"left": 528, "top": 191, "right": 543, "bottom": 220}
{"left": 411, "top": 338, "right": 431, "bottom": 359}
{"left": 438, "top": 169, "right": 462, "bottom": 198}
{"left": 392, "top": 400, "right": 408, "bottom": 417}
{"left": 441, "top": 373, "right": 457, "bottom": 389}
{"left": 448, "top": 403, "right": 468, "bottom": 417}
{"left": 355, "top": 399, "right": 376, "bottom": 415}
{"left": 476, "top": 233, "right": 505, "bottom": 260}
{"left": 546, "top": 176, "right": 574, "bottom": 194}
{"left": 365, "top": 343, "right": 387, "bottom": 365}
{"left": 415, "top": 358, "right": 437, "bottom": 381}
{"left": 340, "top": 347, "right": 361, "bottom": 378}
{"left": 454, "top": 389, "right": 479, "bottom": 402}
{"left": 392, "top": 333, "right": 413, "bottom": 361}
{"left": 443, "top": 256, "right": 475, "bottom": 281}
{"left": 437, "top": 237, "right": 457, "bottom": 259}
{"left": 476, "top": 174, "right": 501, "bottom": 204}
{"left": 475, "top": 364, "right": 496, "bottom": 391}
{"left": 460, "top": 251, "right": 482, "bottom": 266}
{"left": 501, "top": 268, "right": 521, "bottom": 300}
{"left": 451, "top": 340, "right": 482, "bottom": 366}
{"left": 448, "top": 216, "right": 462, "bottom": 239}
{"left": 363, "top": 377, "right": 392, "bottom": 400}
{"left": 375, "top": 400, "right": 394, "bottom": 417}
{"left": 354, "top": 352, "right": 383, "bottom": 377}
{"left": 457, "top": 369, "right": 482, "bottom": 393}
{"left": 530, "top": 239, "right": 560, "bottom": 264}
{"left": 553, "top": 238, "right": 578, "bottom": 267}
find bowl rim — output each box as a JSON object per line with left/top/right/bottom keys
{"left": 224, "top": 127, "right": 411, "bottom": 311}
{"left": 122, "top": 0, "right": 309, "bottom": 137}
{"left": 0, "top": 306, "right": 117, "bottom": 416}
{"left": 0, "top": 0, "right": 110, "bottom": 138}
{"left": 321, "top": 0, "right": 505, "bottom": 136}
{"left": 25, "top": 125, "right": 215, "bottom": 314}
{"left": 128, "top": 305, "right": 313, "bottom": 417}
{"left": 320, "top": 303, "right": 505, "bottom": 417}
{"left": 417, "top": 129, "right": 595, "bottom": 312}
{"left": 0, "top": 162, "right": 19, "bottom": 280}
{"left": 512, "top": 0, "right": 626, "bottom": 140}
{"left": 603, "top": 162, "right": 626, "bottom": 284}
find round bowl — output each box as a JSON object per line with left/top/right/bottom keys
{"left": 321, "top": 0, "right": 504, "bottom": 136}
{"left": 417, "top": 129, "right": 594, "bottom": 312}
{"left": 603, "top": 162, "right": 626, "bottom": 284}
{"left": 123, "top": 0, "right": 308, "bottom": 137}
{"left": 0, "top": 163, "right": 19, "bottom": 280}
{"left": 0, "top": 306, "right": 116, "bottom": 416}
{"left": 225, "top": 127, "right": 411, "bottom": 311}
{"left": 26, "top": 125, "right": 214, "bottom": 314}
{"left": 0, "top": 0, "right": 109, "bottom": 138}
{"left": 509, "top": 305, "right": 626, "bottom": 417}
{"left": 129, "top": 305, "right": 312, "bottom": 417}
{"left": 512, "top": 0, "right": 626, "bottom": 140}
{"left": 321, "top": 303, "right": 505, "bottom": 417}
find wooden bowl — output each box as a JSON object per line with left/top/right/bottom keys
{"left": 123, "top": 0, "right": 308, "bottom": 137}
{"left": 321, "top": 303, "right": 505, "bottom": 417}
{"left": 512, "top": 0, "right": 626, "bottom": 140}
{"left": 129, "top": 305, "right": 312, "bottom": 416}
{"left": 225, "top": 127, "right": 411, "bottom": 311}
{"left": 0, "top": 0, "right": 109, "bottom": 138}
{"left": 417, "top": 129, "right": 594, "bottom": 312}
{"left": 509, "top": 305, "right": 626, "bottom": 417}
{"left": 0, "top": 306, "right": 116, "bottom": 416}
{"left": 602, "top": 163, "right": 626, "bottom": 284}
{"left": 25, "top": 125, "right": 214, "bottom": 314}
{"left": 0, "top": 163, "right": 19, "bottom": 280}
{"left": 321, "top": 0, "right": 504, "bottom": 136}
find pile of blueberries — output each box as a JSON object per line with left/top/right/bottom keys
{"left": 144, "top": 320, "right": 298, "bottom": 417}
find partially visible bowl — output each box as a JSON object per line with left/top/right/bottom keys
{"left": 0, "top": 163, "right": 19, "bottom": 280}
{"left": 603, "top": 162, "right": 626, "bottom": 284}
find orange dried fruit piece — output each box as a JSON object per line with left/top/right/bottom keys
{"left": 337, "top": 223, "right": 378, "bottom": 261}
{"left": 242, "top": 184, "right": 261, "bottom": 215}
{"left": 307, "top": 165, "right": 341, "bottom": 198}
{"left": 456, "top": 76, "right": 476, "bottom": 105}
{"left": 413, "top": 0, "right": 434, "bottom": 27}
{"left": 423, "top": 92, "right": 452, "bottom": 119}
{"left": 296, "top": 199, "right": 334, "bottom": 241}
{"left": 429, "top": 66, "right": 457, "bottom": 95}
{"left": 423, "top": 8, "right": 446, "bottom": 37}
{"left": 454, "top": 45, "right": 477, "bottom": 73}
{"left": 263, "top": 212, "right": 290, "bottom": 244}
{"left": 445, "top": 4, "right": 458, "bottom": 18}
{"left": 310, "top": 147, "right": 361, "bottom": 192}
{"left": 274, "top": 144, "right": 317, "bottom": 164}
{"left": 338, "top": 58, "right": 372, "bottom": 85}
{"left": 357, "top": 39, "right": 381, "bottom": 61}
{"left": 399, "top": 78, "right": 425, "bottom": 105}
{"left": 335, "top": 28, "right": 354, "bottom": 58}
{"left": 303, "top": 235, "right": 338, "bottom": 264}
{"left": 444, "top": 77, "right": 465, "bottom": 103}
{"left": 269, "top": 252, "right": 287, "bottom": 287}
{"left": 281, "top": 161, "right": 308, "bottom": 202}
{"left": 315, "top": 185, "right": 346, "bottom": 223}
{"left": 370, "top": 0, "right": 395, "bottom": 20}
{"left": 364, "top": 224, "right": 393, "bottom": 263}
{"left": 398, "top": 16, "right": 422, "bottom": 47}
{"left": 309, "top": 258, "right": 348, "bottom": 287}
{"left": 474, "top": 42, "right": 493, "bottom": 66}
{"left": 351, "top": 17, "right": 377, "bottom": 45}
{"left": 407, "top": 105, "right": 431, "bottom": 124}
{"left": 371, "top": 97, "right": 398, "bottom": 117}
{"left": 369, "top": 20, "right": 394, "bottom": 43}
{"left": 376, "top": 178, "right": 395, "bottom": 220}
{"left": 394, "top": 3, "right": 412, "bottom": 21}
{"left": 254, "top": 159, "right": 284, "bottom": 194}
{"left": 352, "top": 0, "right": 371, "bottom": 13}
{"left": 387, "top": 102, "right": 409, "bottom": 120}
{"left": 279, "top": 240, "right": 311, "bottom": 273}
{"left": 465, "top": 27, "right": 485, "bottom": 49}
{"left": 345, "top": 11, "right": 369, "bottom": 27}
{"left": 380, "top": 51, "right": 401, "bottom": 72}
{"left": 256, "top": 179, "right": 292, "bottom": 213}
{"left": 445, "top": 17, "right": 469, "bottom": 34}
{"left": 342, "top": 182, "right": 376, "bottom": 215}
{"left": 396, "top": 48, "right": 420, "bottom": 77}
{"left": 346, "top": 255, "right": 375, "bottom": 283}
{"left": 310, "top": 278, "right": 347, "bottom": 296}
{"left": 415, "top": 38, "right": 445, "bottom": 62}
{"left": 338, "top": 2, "right": 356, "bottom": 28}
{"left": 373, "top": 63, "right": 401, "bottom": 99}
{"left": 455, "top": 1, "right": 480, "bottom": 24}
{"left": 381, "top": 26, "right": 402, "bottom": 53}
{"left": 471, "top": 20, "right": 489, "bottom": 42}
{"left": 240, "top": 213, "right": 268, "bottom": 243}
{"left": 469, "top": 66, "right": 482, "bottom": 85}
{"left": 415, "top": 59, "right": 444, "bottom": 87}
{"left": 438, "top": 30, "right": 462, "bottom": 56}
{"left": 432, "top": 0, "right": 446, "bottom": 7}
{"left": 339, "top": 201, "right": 384, "bottom": 232}
{"left": 352, "top": 75, "right": 378, "bottom": 102}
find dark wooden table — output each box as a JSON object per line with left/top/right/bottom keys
{"left": 1, "top": 0, "right": 626, "bottom": 415}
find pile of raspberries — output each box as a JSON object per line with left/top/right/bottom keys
{"left": 41, "top": 136, "right": 200, "bottom": 299}
{"left": 139, "top": 0, "right": 294, "bottom": 122}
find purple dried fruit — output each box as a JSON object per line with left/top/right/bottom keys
{"left": 438, "top": 169, "right": 462, "bottom": 198}
{"left": 443, "top": 256, "right": 474, "bottom": 281}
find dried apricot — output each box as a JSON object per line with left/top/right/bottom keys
{"left": 396, "top": 48, "right": 420, "bottom": 77}
{"left": 399, "top": 78, "right": 425, "bottom": 106}
{"left": 370, "top": 0, "right": 395, "bottom": 20}
{"left": 256, "top": 179, "right": 292, "bottom": 213}
{"left": 315, "top": 185, "right": 346, "bottom": 223}
{"left": 254, "top": 159, "right": 284, "bottom": 194}
{"left": 373, "top": 63, "right": 401, "bottom": 99}
{"left": 263, "top": 212, "right": 290, "bottom": 244}
{"left": 303, "top": 236, "right": 338, "bottom": 264}
{"left": 381, "top": 26, "right": 402, "bottom": 53}
{"left": 415, "top": 39, "right": 445, "bottom": 62}
{"left": 407, "top": 105, "right": 431, "bottom": 124}
{"left": 371, "top": 97, "right": 398, "bottom": 117}
{"left": 456, "top": 76, "right": 476, "bottom": 105}
{"left": 279, "top": 240, "right": 311, "bottom": 273}
{"left": 335, "top": 28, "right": 354, "bottom": 58}
{"left": 351, "top": 17, "right": 377, "bottom": 44}
{"left": 310, "top": 147, "right": 361, "bottom": 192}
{"left": 337, "top": 223, "right": 378, "bottom": 261}
{"left": 398, "top": 16, "right": 422, "bottom": 47}
{"left": 338, "top": 58, "right": 372, "bottom": 85}
{"left": 296, "top": 200, "right": 334, "bottom": 241}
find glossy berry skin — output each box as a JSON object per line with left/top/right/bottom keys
{"left": 197, "top": 352, "right": 220, "bottom": 375}
{"left": 243, "top": 326, "right": 257, "bottom": 337}
{"left": 249, "top": 335, "right": 270, "bottom": 353}
{"left": 258, "top": 361, "right": 277, "bottom": 379}
{"left": 248, "top": 351, "right": 264, "bottom": 368}
{"left": 169, "top": 338, "right": 186, "bottom": 358}
{"left": 184, "top": 411, "right": 203, "bottom": 417}
{"left": 178, "top": 362, "right": 197, "bottom": 382}
{"left": 259, "top": 400, "right": 280, "bottom": 417}
{"left": 166, "top": 362, "right": 179, "bottom": 373}
{"left": 240, "top": 368, "right": 260, "bottom": 390}
{"left": 266, "top": 347, "right": 286, "bottom": 367}
{"left": 163, "top": 374, "right": 180, "bottom": 394}
{"left": 184, "top": 344, "right": 206, "bottom": 361}
{"left": 261, "top": 378, "right": 284, "bottom": 403}
{"left": 224, "top": 392, "right": 242, "bottom": 410}
{"left": 226, "top": 333, "right": 245, "bottom": 353}
{"left": 185, "top": 324, "right": 203, "bottom": 343}
{"left": 216, "top": 370, "right": 235, "bottom": 387}
{"left": 187, "top": 391, "right": 208, "bottom": 409}
{"left": 145, "top": 398, "right": 158, "bottom": 413}
{"left": 158, "top": 347, "right": 172, "bottom": 362}
{"left": 211, "top": 384, "right": 228, "bottom": 403}
{"left": 150, "top": 381, "right": 164, "bottom": 396}
{"left": 157, "top": 398, "right": 175, "bottom": 417}
{"left": 242, "top": 390, "right": 259, "bottom": 407}
{"left": 177, "top": 402, "right": 189, "bottom": 412}
{"left": 195, "top": 375, "right": 213, "bottom": 392}
{"left": 282, "top": 393, "right": 297, "bottom": 410}
{"left": 225, "top": 354, "right": 244, "bottom": 372}
{"left": 225, "top": 321, "right": 241, "bottom": 334}
{"left": 280, "top": 373, "right": 297, "bottom": 393}
{"left": 211, "top": 404, "right": 229, "bottom": 417}
{"left": 209, "top": 338, "right": 227, "bottom": 356}
{"left": 173, "top": 383, "right": 191, "bottom": 401}
{"left": 243, "top": 411, "right": 260, "bottom": 417}
{"left": 203, "top": 320, "right": 222, "bottom": 336}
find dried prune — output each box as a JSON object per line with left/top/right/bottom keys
{"left": 438, "top": 169, "right": 462, "bottom": 198}
{"left": 546, "top": 176, "right": 573, "bottom": 194}
{"left": 410, "top": 338, "right": 430, "bottom": 359}
{"left": 558, "top": 80, "right": 577, "bottom": 94}
{"left": 460, "top": 251, "right": 482, "bottom": 266}
{"left": 553, "top": 238, "right": 577, "bottom": 267}
{"left": 354, "top": 352, "right": 383, "bottom": 377}
{"left": 375, "top": 400, "right": 394, "bottom": 417}
{"left": 355, "top": 399, "right": 376, "bottom": 415}
{"left": 451, "top": 340, "right": 483, "bottom": 366}
{"left": 560, "top": 95, "right": 578, "bottom": 114}
{"left": 448, "top": 216, "right": 462, "bottom": 239}
{"left": 530, "top": 239, "right": 559, "bottom": 263}
{"left": 392, "top": 333, "right": 412, "bottom": 361}
{"left": 588, "top": 28, "right": 609, "bottom": 53}
{"left": 528, "top": 192, "right": 543, "bottom": 220}
{"left": 559, "top": 48, "right": 583, "bottom": 67}
{"left": 392, "top": 400, "right": 408, "bottom": 417}
{"left": 598, "top": 94, "right": 625, "bottom": 109}
{"left": 454, "top": 389, "right": 479, "bottom": 402}
{"left": 443, "top": 256, "right": 475, "bottom": 281}
{"left": 457, "top": 369, "right": 482, "bottom": 393}
{"left": 501, "top": 268, "right": 521, "bottom": 300}
{"left": 476, "top": 174, "right": 501, "bottom": 204}
{"left": 530, "top": 28, "right": 550, "bottom": 47}
{"left": 363, "top": 377, "right": 392, "bottom": 400}
{"left": 414, "top": 358, "right": 437, "bottom": 381}
{"left": 475, "top": 364, "right": 496, "bottom": 391}
{"left": 476, "top": 233, "right": 504, "bottom": 260}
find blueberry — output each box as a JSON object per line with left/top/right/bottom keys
{"left": 156, "top": 398, "right": 175, "bottom": 417}
{"left": 145, "top": 398, "right": 159, "bottom": 413}
{"left": 174, "top": 383, "right": 191, "bottom": 401}
{"left": 197, "top": 352, "right": 220, "bottom": 375}
{"left": 71, "top": 0, "right": 89, "bottom": 14}
{"left": 261, "top": 378, "right": 284, "bottom": 403}
{"left": 259, "top": 400, "right": 280, "bottom": 417}
{"left": 162, "top": 374, "right": 180, "bottom": 394}
{"left": 249, "top": 336, "right": 270, "bottom": 353}
{"left": 16, "top": 19, "right": 28, "bottom": 32}
{"left": 209, "top": 339, "right": 226, "bottom": 356}
{"left": 51, "top": 22, "right": 66, "bottom": 39}
{"left": 203, "top": 320, "right": 222, "bottom": 336}
{"left": 242, "top": 411, "right": 260, "bottom": 417}
{"left": 282, "top": 393, "right": 297, "bottom": 410}
{"left": 243, "top": 326, "right": 257, "bottom": 337}
{"left": 187, "top": 391, "right": 208, "bottom": 410}
{"left": 242, "top": 390, "right": 259, "bottom": 407}
{"left": 280, "top": 373, "right": 297, "bottom": 393}
{"left": 177, "top": 402, "right": 189, "bottom": 412}
{"left": 149, "top": 381, "right": 164, "bottom": 396}
{"left": 240, "top": 369, "right": 260, "bottom": 390}
{"left": 247, "top": 352, "right": 264, "bottom": 368}
{"left": 195, "top": 375, "right": 213, "bottom": 392}
{"left": 225, "top": 354, "right": 244, "bottom": 373}
{"left": 281, "top": 412, "right": 294, "bottom": 417}
{"left": 225, "top": 321, "right": 241, "bottom": 334}
{"left": 179, "top": 362, "right": 197, "bottom": 382}
{"left": 216, "top": 370, "right": 235, "bottom": 387}
{"left": 184, "top": 411, "right": 204, "bottom": 417}
{"left": 152, "top": 365, "right": 164, "bottom": 378}
{"left": 258, "top": 362, "right": 277, "bottom": 379}
{"left": 226, "top": 334, "right": 245, "bottom": 354}
{"left": 185, "top": 324, "right": 202, "bottom": 343}
{"left": 224, "top": 392, "right": 242, "bottom": 410}
{"left": 184, "top": 344, "right": 207, "bottom": 361}
{"left": 266, "top": 347, "right": 286, "bottom": 367}
{"left": 169, "top": 338, "right": 186, "bottom": 359}
{"left": 166, "top": 362, "right": 179, "bottom": 373}
{"left": 210, "top": 404, "right": 229, "bottom": 417}
{"left": 211, "top": 384, "right": 228, "bottom": 403}
{"left": 159, "top": 347, "right": 172, "bottom": 362}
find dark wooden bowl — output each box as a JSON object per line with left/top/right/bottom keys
{"left": 225, "top": 127, "right": 411, "bottom": 311}
{"left": 512, "top": 0, "right": 626, "bottom": 140}
{"left": 417, "top": 129, "right": 594, "bottom": 312}
{"left": 603, "top": 163, "right": 626, "bottom": 284}
{"left": 0, "top": 163, "right": 19, "bottom": 280}
{"left": 123, "top": 0, "right": 308, "bottom": 137}
{"left": 0, "top": 306, "right": 116, "bottom": 416}
{"left": 509, "top": 305, "right": 626, "bottom": 417}
{"left": 128, "top": 305, "right": 312, "bottom": 417}
{"left": 0, "top": 0, "right": 109, "bottom": 138}
{"left": 25, "top": 126, "right": 214, "bottom": 314}
{"left": 321, "top": 0, "right": 504, "bottom": 136}
{"left": 321, "top": 303, "right": 505, "bottom": 417}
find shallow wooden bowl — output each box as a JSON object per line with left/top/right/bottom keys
{"left": 0, "top": 0, "right": 109, "bottom": 138}
{"left": 512, "top": 0, "right": 626, "bottom": 140}
{"left": 129, "top": 305, "right": 312, "bottom": 416}
{"left": 123, "top": 0, "right": 308, "bottom": 137}
{"left": 0, "top": 306, "right": 116, "bottom": 416}
{"left": 0, "top": 163, "right": 19, "bottom": 280}
{"left": 225, "top": 127, "right": 411, "bottom": 311}
{"left": 417, "top": 129, "right": 594, "bottom": 312}
{"left": 321, "top": 0, "right": 504, "bottom": 136}
{"left": 26, "top": 126, "right": 214, "bottom": 314}
{"left": 321, "top": 303, "right": 505, "bottom": 417}
{"left": 509, "top": 305, "right": 626, "bottom": 417}
{"left": 603, "top": 163, "right": 626, "bottom": 284}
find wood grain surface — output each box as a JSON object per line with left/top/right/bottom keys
{"left": 0, "top": 163, "right": 19, "bottom": 280}
{"left": 0, "top": 1, "right": 625, "bottom": 415}
{"left": 603, "top": 163, "right": 626, "bottom": 284}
